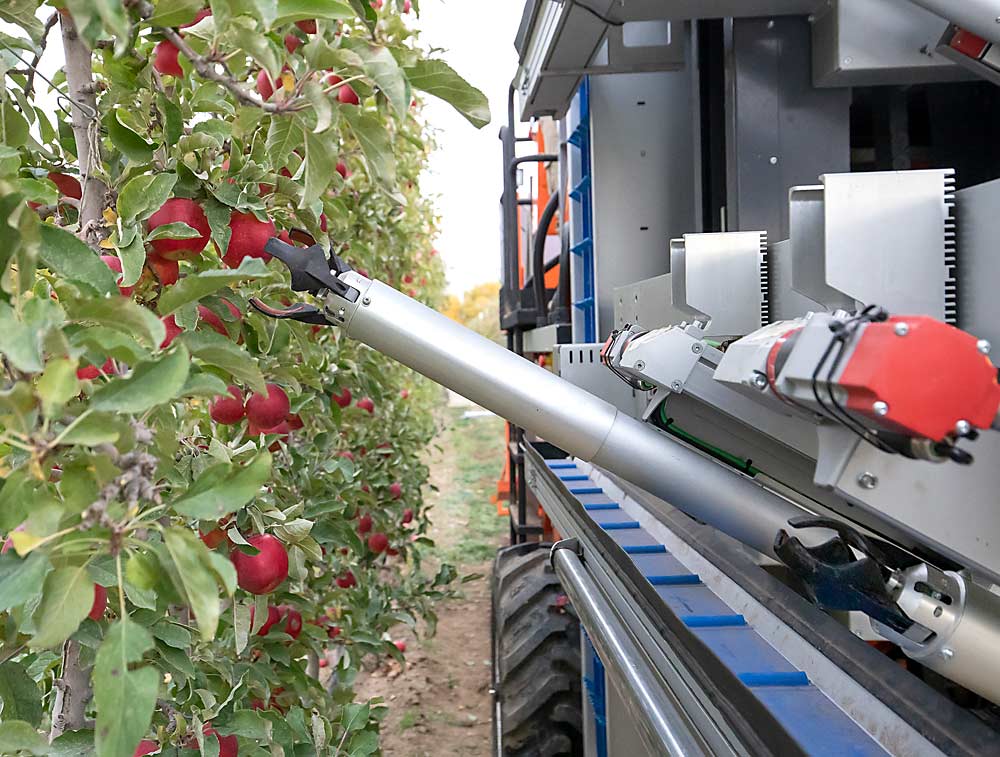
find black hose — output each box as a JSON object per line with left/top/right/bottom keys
{"left": 531, "top": 189, "right": 560, "bottom": 327}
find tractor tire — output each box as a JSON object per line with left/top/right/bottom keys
{"left": 492, "top": 542, "right": 583, "bottom": 757}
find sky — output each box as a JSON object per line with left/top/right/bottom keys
{"left": 415, "top": 1, "right": 526, "bottom": 295}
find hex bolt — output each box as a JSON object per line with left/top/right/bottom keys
{"left": 362, "top": 296, "right": 371, "bottom": 306}
{"left": 691, "top": 342, "right": 704, "bottom": 354}
{"left": 873, "top": 401, "right": 889, "bottom": 416}
{"left": 941, "top": 648, "right": 955, "bottom": 661}
{"left": 977, "top": 339, "right": 991, "bottom": 355}
{"left": 894, "top": 322, "right": 909, "bottom": 337}
{"left": 752, "top": 373, "right": 769, "bottom": 391}
{"left": 857, "top": 472, "right": 878, "bottom": 490}
{"left": 955, "top": 419, "right": 972, "bottom": 437}
{"left": 670, "top": 381, "right": 682, "bottom": 392}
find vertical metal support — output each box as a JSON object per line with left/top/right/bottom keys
{"left": 724, "top": 17, "right": 850, "bottom": 239}
{"left": 568, "top": 77, "right": 597, "bottom": 343}
{"left": 504, "top": 330, "right": 518, "bottom": 545}
{"left": 513, "top": 327, "right": 527, "bottom": 542}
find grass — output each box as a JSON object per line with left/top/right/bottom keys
{"left": 431, "top": 405, "right": 508, "bottom": 567}
{"left": 398, "top": 710, "right": 420, "bottom": 731}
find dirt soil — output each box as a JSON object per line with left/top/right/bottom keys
{"left": 355, "top": 401, "right": 507, "bottom": 757}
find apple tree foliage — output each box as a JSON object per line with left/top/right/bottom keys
{"left": 0, "top": 0, "right": 489, "bottom": 754}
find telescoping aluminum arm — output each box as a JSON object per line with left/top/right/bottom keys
{"left": 251, "top": 241, "right": 1000, "bottom": 704}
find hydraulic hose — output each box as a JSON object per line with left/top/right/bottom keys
{"left": 531, "top": 189, "right": 560, "bottom": 327}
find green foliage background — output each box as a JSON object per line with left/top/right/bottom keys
{"left": 0, "top": 0, "right": 489, "bottom": 754}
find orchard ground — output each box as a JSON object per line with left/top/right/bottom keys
{"left": 355, "top": 397, "right": 507, "bottom": 756}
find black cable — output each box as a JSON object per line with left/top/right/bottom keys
{"left": 565, "top": 0, "right": 624, "bottom": 27}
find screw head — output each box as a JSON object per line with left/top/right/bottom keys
{"left": 634, "top": 360, "right": 646, "bottom": 371}
{"left": 362, "top": 296, "right": 371, "bottom": 306}
{"left": 670, "top": 381, "right": 682, "bottom": 392}
{"left": 977, "top": 339, "right": 991, "bottom": 355}
{"left": 873, "top": 401, "right": 889, "bottom": 416}
{"left": 769, "top": 156, "right": 778, "bottom": 165}
{"left": 955, "top": 419, "right": 972, "bottom": 437}
{"left": 941, "top": 647, "right": 955, "bottom": 661}
{"left": 752, "top": 372, "right": 769, "bottom": 390}
{"left": 691, "top": 342, "right": 704, "bottom": 354}
{"left": 933, "top": 606, "right": 943, "bottom": 618}
{"left": 894, "top": 322, "right": 909, "bottom": 336}
{"left": 857, "top": 472, "right": 878, "bottom": 490}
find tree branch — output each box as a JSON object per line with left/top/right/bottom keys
{"left": 59, "top": 12, "right": 106, "bottom": 241}
{"left": 25, "top": 12, "right": 59, "bottom": 98}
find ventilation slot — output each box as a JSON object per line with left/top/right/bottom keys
{"left": 943, "top": 170, "right": 958, "bottom": 325}
{"left": 758, "top": 231, "right": 771, "bottom": 326}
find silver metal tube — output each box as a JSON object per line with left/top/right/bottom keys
{"left": 907, "top": 0, "right": 1000, "bottom": 46}
{"left": 551, "top": 545, "right": 708, "bottom": 756}
{"left": 337, "top": 278, "right": 825, "bottom": 557}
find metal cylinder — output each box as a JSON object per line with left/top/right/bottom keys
{"left": 892, "top": 564, "right": 1000, "bottom": 703}
{"left": 551, "top": 544, "right": 708, "bottom": 756}
{"left": 908, "top": 0, "right": 1000, "bottom": 46}
{"left": 341, "top": 279, "right": 827, "bottom": 558}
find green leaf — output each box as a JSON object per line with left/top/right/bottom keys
{"left": 70, "top": 327, "right": 150, "bottom": 365}
{"left": 151, "top": 620, "right": 193, "bottom": 650}
{"left": 342, "top": 108, "right": 395, "bottom": 188}
{"left": 93, "top": 618, "right": 158, "bottom": 757}
{"left": 0, "top": 145, "right": 21, "bottom": 177}
{"left": 303, "top": 127, "right": 337, "bottom": 207}
{"left": 182, "top": 331, "right": 266, "bottom": 393}
{"left": 0, "top": 552, "right": 52, "bottom": 612}
{"left": 90, "top": 346, "right": 190, "bottom": 414}
{"left": 66, "top": 296, "right": 166, "bottom": 348}
{"left": 0, "top": 661, "right": 43, "bottom": 727}
{"left": 49, "top": 729, "right": 96, "bottom": 757}
{"left": 37, "top": 358, "right": 80, "bottom": 417}
{"left": 157, "top": 92, "right": 184, "bottom": 147}
{"left": 0, "top": 1, "right": 44, "bottom": 43}
{"left": 117, "top": 228, "right": 146, "bottom": 288}
{"left": 117, "top": 173, "right": 177, "bottom": 224}
{"left": 357, "top": 44, "right": 409, "bottom": 117}
{"left": 105, "top": 109, "right": 155, "bottom": 163}
{"left": 145, "top": 221, "right": 201, "bottom": 242}
{"left": 0, "top": 302, "right": 44, "bottom": 373}
{"left": 274, "top": 0, "right": 354, "bottom": 25}
{"left": 161, "top": 528, "right": 223, "bottom": 641}
{"left": 158, "top": 257, "right": 271, "bottom": 315}
{"left": 266, "top": 116, "right": 303, "bottom": 170}
{"left": 0, "top": 101, "right": 30, "bottom": 147}
{"left": 148, "top": 0, "right": 204, "bottom": 25}
{"left": 0, "top": 720, "right": 48, "bottom": 756}
{"left": 30, "top": 565, "right": 94, "bottom": 649}
{"left": 38, "top": 225, "right": 118, "bottom": 296}
{"left": 58, "top": 412, "right": 122, "bottom": 446}
{"left": 172, "top": 452, "right": 272, "bottom": 519}
{"left": 181, "top": 371, "right": 230, "bottom": 398}
{"left": 17, "top": 177, "right": 57, "bottom": 205}
{"left": 405, "top": 59, "right": 491, "bottom": 128}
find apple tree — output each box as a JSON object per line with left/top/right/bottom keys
{"left": 0, "top": 0, "right": 488, "bottom": 754}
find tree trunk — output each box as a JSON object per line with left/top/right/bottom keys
{"left": 50, "top": 13, "right": 104, "bottom": 742}
{"left": 59, "top": 12, "right": 106, "bottom": 238}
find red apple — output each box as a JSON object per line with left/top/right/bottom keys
{"left": 147, "top": 198, "right": 211, "bottom": 260}
{"left": 48, "top": 171, "right": 82, "bottom": 200}
{"left": 160, "top": 315, "right": 183, "bottom": 349}
{"left": 401, "top": 508, "right": 414, "bottom": 525}
{"left": 400, "top": 389, "right": 409, "bottom": 399}
{"left": 295, "top": 19, "right": 316, "bottom": 33}
{"left": 89, "top": 584, "right": 107, "bottom": 621}
{"left": 133, "top": 740, "right": 159, "bottom": 757}
{"left": 318, "top": 658, "right": 328, "bottom": 668}
{"left": 336, "top": 571, "right": 356, "bottom": 589}
{"left": 210, "top": 385, "right": 246, "bottom": 425}
{"left": 147, "top": 254, "right": 179, "bottom": 286}
{"left": 252, "top": 604, "right": 281, "bottom": 636}
{"left": 403, "top": 0, "right": 411, "bottom": 12}
{"left": 389, "top": 482, "right": 402, "bottom": 500}
{"left": 231, "top": 534, "right": 289, "bottom": 594}
{"left": 203, "top": 725, "right": 237, "bottom": 757}
{"left": 221, "top": 211, "right": 276, "bottom": 268}
{"left": 355, "top": 397, "right": 374, "bottom": 414}
{"left": 197, "top": 304, "right": 229, "bottom": 337}
{"left": 338, "top": 84, "right": 360, "bottom": 106}
{"left": 153, "top": 40, "right": 183, "bottom": 77}
{"left": 256, "top": 69, "right": 276, "bottom": 101}
{"left": 367, "top": 532, "right": 388, "bottom": 554}
{"left": 284, "top": 33, "right": 301, "bottom": 54}
{"left": 331, "top": 387, "right": 352, "bottom": 408}
{"left": 394, "top": 639, "right": 406, "bottom": 652}
{"left": 337, "top": 450, "right": 354, "bottom": 462}
{"left": 245, "top": 383, "right": 289, "bottom": 429}
{"left": 76, "top": 357, "right": 114, "bottom": 380}
{"left": 336, "top": 161, "right": 349, "bottom": 179}
{"left": 357, "top": 514, "right": 372, "bottom": 535}
{"left": 328, "top": 625, "right": 341, "bottom": 639}
{"left": 200, "top": 526, "right": 229, "bottom": 549}
{"left": 281, "top": 606, "right": 302, "bottom": 639}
